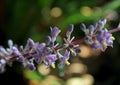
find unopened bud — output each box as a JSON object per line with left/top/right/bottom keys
{"left": 51, "top": 63, "right": 55, "bottom": 68}
{"left": 65, "top": 60, "right": 70, "bottom": 65}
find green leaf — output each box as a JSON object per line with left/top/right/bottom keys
{"left": 24, "top": 69, "right": 43, "bottom": 80}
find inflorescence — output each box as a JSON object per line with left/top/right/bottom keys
{"left": 0, "top": 18, "right": 119, "bottom": 73}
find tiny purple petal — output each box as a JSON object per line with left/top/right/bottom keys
{"left": 36, "top": 43, "right": 46, "bottom": 52}
{"left": 33, "top": 53, "right": 42, "bottom": 64}
{"left": 27, "top": 58, "right": 36, "bottom": 70}
{"left": 58, "top": 50, "right": 70, "bottom": 66}
{"left": 42, "top": 47, "right": 52, "bottom": 55}
{"left": 91, "top": 42, "right": 100, "bottom": 49}
{"left": 0, "top": 59, "right": 6, "bottom": 64}
{"left": 0, "top": 59, "right": 6, "bottom": 73}
{"left": 89, "top": 25, "right": 94, "bottom": 35}
{"left": 25, "top": 38, "right": 35, "bottom": 50}
{"left": 100, "top": 18, "right": 107, "bottom": 25}
{"left": 27, "top": 38, "right": 35, "bottom": 47}
{"left": 51, "top": 27, "right": 61, "bottom": 37}
{"left": 68, "top": 24, "right": 74, "bottom": 33}
{"left": 63, "top": 50, "right": 70, "bottom": 60}
{"left": 0, "top": 46, "right": 8, "bottom": 55}
{"left": 94, "top": 23, "right": 98, "bottom": 29}
{"left": 12, "top": 47, "right": 20, "bottom": 56}
{"left": 66, "top": 24, "right": 74, "bottom": 38}
{"left": 80, "top": 23, "right": 86, "bottom": 32}
{"left": 45, "top": 36, "right": 52, "bottom": 45}
{"left": 44, "top": 54, "right": 57, "bottom": 66}
{"left": 50, "top": 27, "right": 61, "bottom": 42}
{"left": 17, "top": 55, "right": 25, "bottom": 62}
{"left": 8, "top": 40, "right": 13, "bottom": 48}
{"left": 28, "top": 63, "right": 36, "bottom": 70}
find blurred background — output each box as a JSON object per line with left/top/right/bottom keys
{"left": 0, "top": 0, "right": 120, "bottom": 85}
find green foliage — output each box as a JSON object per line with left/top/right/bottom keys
{"left": 24, "top": 69, "right": 43, "bottom": 80}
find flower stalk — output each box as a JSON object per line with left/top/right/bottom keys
{"left": 0, "top": 18, "right": 120, "bottom": 73}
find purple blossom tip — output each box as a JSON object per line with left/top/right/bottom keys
{"left": 64, "top": 50, "right": 70, "bottom": 60}
{"left": 36, "top": 43, "right": 46, "bottom": 51}
{"left": 82, "top": 19, "right": 114, "bottom": 51}
{"left": 89, "top": 25, "right": 94, "bottom": 35}
{"left": 66, "top": 24, "right": 74, "bottom": 39}
{"left": 0, "top": 59, "right": 6, "bottom": 73}
{"left": 28, "top": 38, "right": 35, "bottom": 47}
{"left": 28, "top": 64, "right": 36, "bottom": 70}
{"left": 100, "top": 18, "right": 107, "bottom": 25}
{"left": 58, "top": 50, "right": 70, "bottom": 66}
{"left": 80, "top": 23, "right": 86, "bottom": 32}
{"left": 75, "top": 48, "right": 81, "bottom": 53}
{"left": 12, "top": 47, "right": 20, "bottom": 56}
{"left": 0, "top": 46, "right": 8, "bottom": 55}
{"left": 8, "top": 40, "right": 13, "bottom": 48}
{"left": 68, "top": 24, "right": 74, "bottom": 33}
{"left": 50, "top": 27, "right": 61, "bottom": 38}
{"left": 33, "top": 53, "right": 42, "bottom": 64}
{"left": 50, "top": 27, "right": 61, "bottom": 42}
{"left": 44, "top": 54, "right": 57, "bottom": 67}
{"left": 45, "top": 36, "right": 52, "bottom": 45}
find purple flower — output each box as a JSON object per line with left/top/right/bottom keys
{"left": 28, "top": 63, "right": 36, "bottom": 70}
{"left": 33, "top": 43, "right": 46, "bottom": 64}
{"left": 95, "top": 29, "right": 114, "bottom": 51}
{"left": 12, "top": 47, "right": 20, "bottom": 56}
{"left": 33, "top": 53, "right": 42, "bottom": 64}
{"left": 22, "top": 58, "right": 36, "bottom": 70}
{"left": 64, "top": 24, "right": 80, "bottom": 56}
{"left": 66, "top": 24, "right": 74, "bottom": 39}
{"left": 11, "top": 47, "right": 25, "bottom": 62}
{"left": 0, "top": 18, "right": 117, "bottom": 72}
{"left": 45, "top": 36, "right": 52, "bottom": 46}
{"left": 58, "top": 50, "right": 70, "bottom": 66}
{"left": 0, "top": 59, "right": 6, "bottom": 73}
{"left": 8, "top": 40, "right": 13, "bottom": 49}
{"left": 36, "top": 43, "right": 46, "bottom": 52}
{"left": 33, "top": 42, "right": 57, "bottom": 68}
{"left": 0, "top": 46, "right": 9, "bottom": 56}
{"left": 44, "top": 54, "right": 57, "bottom": 68}
{"left": 27, "top": 58, "right": 36, "bottom": 70}
{"left": 25, "top": 38, "right": 35, "bottom": 51}
{"left": 81, "top": 18, "right": 115, "bottom": 51}
{"left": 80, "top": 23, "right": 86, "bottom": 31}
{"left": 50, "top": 27, "right": 61, "bottom": 42}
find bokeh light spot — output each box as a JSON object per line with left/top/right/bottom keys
{"left": 67, "top": 63, "right": 87, "bottom": 74}
{"left": 50, "top": 7, "right": 62, "bottom": 18}
{"left": 66, "top": 74, "right": 94, "bottom": 85}
{"left": 38, "top": 64, "right": 51, "bottom": 76}
{"left": 29, "top": 80, "right": 40, "bottom": 85}
{"left": 105, "top": 10, "right": 118, "bottom": 21}
{"left": 41, "top": 75, "right": 62, "bottom": 85}
{"left": 78, "top": 45, "right": 101, "bottom": 58}
{"left": 80, "top": 6, "right": 92, "bottom": 16}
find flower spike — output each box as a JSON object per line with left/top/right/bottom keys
{"left": 0, "top": 18, "right": 119, "bottom": 73}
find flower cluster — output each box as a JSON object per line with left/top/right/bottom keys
{"left": 0, "top": 25, "right": 80, "bottom": 73}
{"left": 0, "top": 18, "right": 118, "bottom": 73}
{"left": 80, "top": 18, "right": 115, "bottom": 51}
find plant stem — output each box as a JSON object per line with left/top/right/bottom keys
{"left": 109, "top": 27, "right": 120, "bottom": 33}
